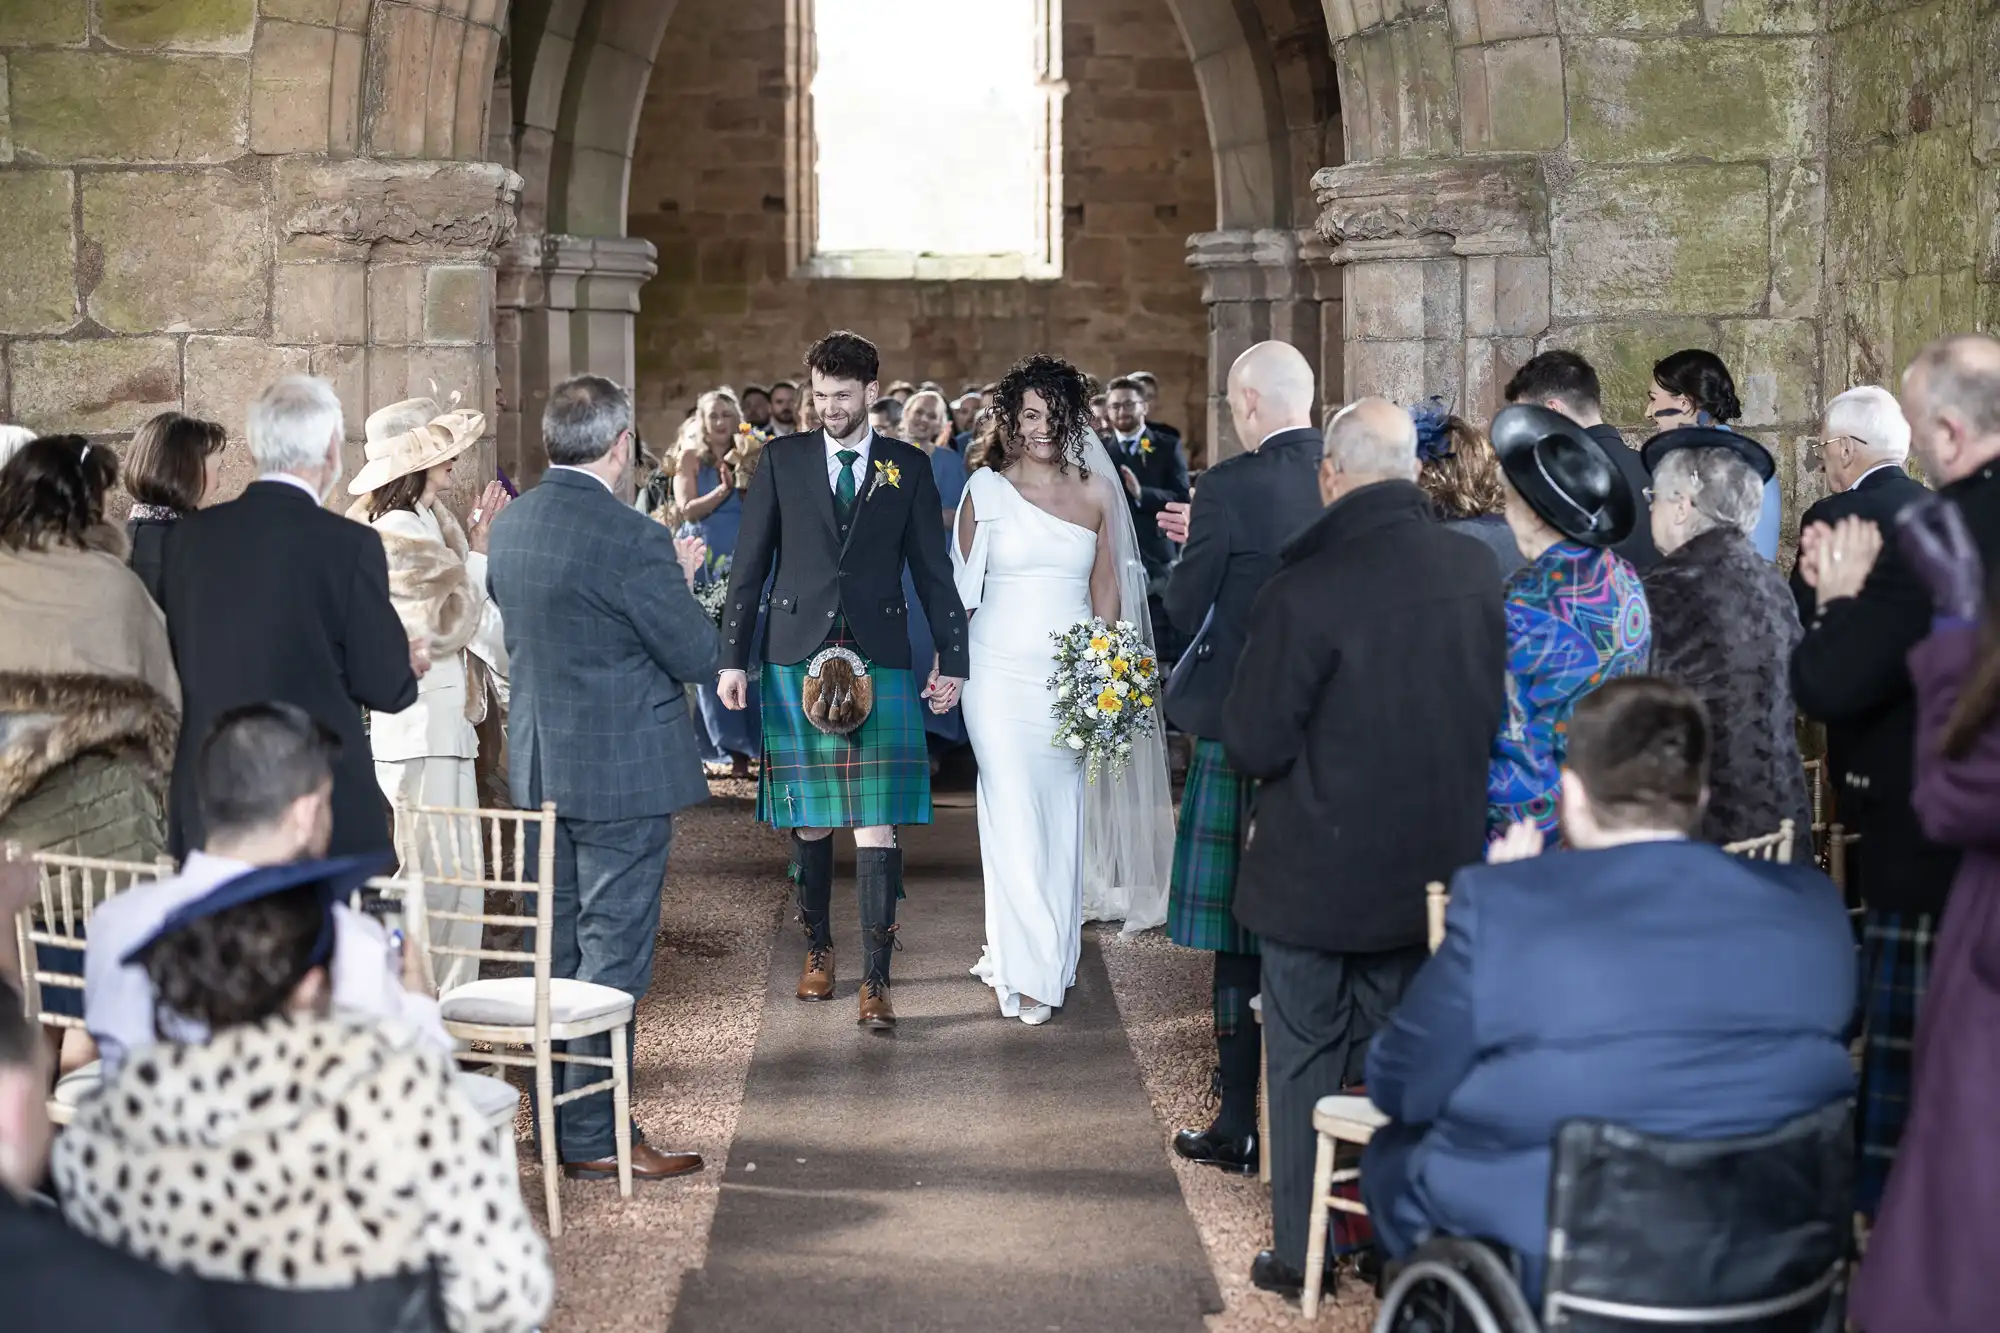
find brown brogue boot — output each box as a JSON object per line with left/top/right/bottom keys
{"left": 857, "top": 977, "right": 896, "bottom": 1029}
{"left": 797, "top": 942, "right": 835, "bottom": 1002}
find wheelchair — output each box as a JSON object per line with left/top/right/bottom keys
{"left": 1373, "top": 1101, "right": 1851, "bottom": 1333}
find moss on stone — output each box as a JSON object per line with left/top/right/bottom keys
{"left": 1899, "top": 125, "right": 1978, "bottom": 275}
{"left": 1554, "top": 0, "right": 1700, "bottom": 35}
{"left": 1556, "top": 318, "right": 1720, "bottom": 425}
{"left": 1568, "top": 37, "right": 1821, "bottom": 163}
{"left": 0, "top": 170, "right": 77, "bottom": 335}
{"left": 1717, "top": 319, "right": 1820, "bottom": 426}
{"left": 83, "top": 169, "right": 268, "bottom": 334}
{"left": 1551, "top": 165, "right": 1770, "bottom": 318}
{"left": 0, "top": 0, "right": 88, "bottom": 46}
{"left": 10, "top": 52, "right": 246, "bottom": 163}
{"left": 100, "top": 0, "right": 255, "bottom": 51}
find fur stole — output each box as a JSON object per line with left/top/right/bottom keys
{"left": 347, "top": 499, "right": 492, "bottom": 724}
{"left": 0, "top": 672, "right": 178, "bottom": 816}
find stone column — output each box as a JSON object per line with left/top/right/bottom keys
{"left": 1186, "top": 229, "right": 1342, "bottom": 462}
{"left": 496, "top": 233, "right": 659, "bottom": 490}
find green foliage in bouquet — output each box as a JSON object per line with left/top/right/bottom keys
{"left": 1046, "top": 616, "right": 1161, "bottom": 782}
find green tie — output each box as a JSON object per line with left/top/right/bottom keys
{"left": 835, "top": 449, "right": 860, "bottom": 517}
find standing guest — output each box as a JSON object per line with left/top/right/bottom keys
{"left": 1486, "top": 406, "right": 1651, "bottom": 837}
{"left": 123, "top": 411, "right": 227, "bottom": 604}
{"left": 903, "top": 389, "right": 968, "bottom": 751}
{"left": 769, "top": 379, "right": 801, "bottom": 434}
{"left": 157, "top": 375, "right": 422, "bottom": 858}
{"left": 1157, "top": 342, "right": 1324, "bottom": 1177}
{"left": 740, "top": 383, "right": 776, "bottom": 437}
{"left": 1795, "top": 334, "right": 2000, "bottom": 1220}
{"left": 1411, "top": 397, "right": 1524, "bottom": 582}
{"left": 486, "top": 373, "right": 717, "bottom": 1181}
{"left": 1647, "top": 348, "right": 1781, "bottom": 560}
{"left": 1504, "top": 350, "right": 1658, "bottom": 571}
{"left": 1852, "top": 494, "right": 2000, "bottom": 1333}
{"left": 1796, "top": 386, "right": 1921, "bottom": 622}
{"left": 85, "top": 702, "right": 451, "bottom": 1077}
{"left": 676, "top": 388, "right": 760, "bottom": 778}
{"left": 869, "top": 396, "right": 904, "bottom": 439}
{"left": 1222, "top": 397, "right": 1507, "bottom": 1297}
{"left": 797, "top": 395, "right": 821, "bottom": 434}
{"left": 345, "top": 398, "right": 511, "bottom": 991}
{"left": 885, "top": 380, "right": 917, "bottom": 404}
{"left": 1089, "top": 391, "right": 1111, "bottom": 438}
{"left": 1103, "top": 376, "right": 1192, "bottom": 653}
{"left": 60, "top": 856, "right": 552, "bottom": 1333}
{"left": 1640, "top": 428, "right": 1810, "bottom": 850}
{"left": 1125, "top": 370, "right": 1184, "bottom": 452}
{"left": 951, "top": 390, "right": 981, "bottom": 440}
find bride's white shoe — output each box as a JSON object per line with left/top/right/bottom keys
{"left": 970, "top": 949, "right": 994, "bottom": 981}
{"left": 1019, "top": 1003, "right": 1053, "bottom": 1026}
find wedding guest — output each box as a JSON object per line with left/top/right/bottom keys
{"left": 1125, "top": 370, "right": 1183, "bottom": 452}
{"left": 1640, "top": 428, "right": 1810, "bottom": 850}
{"left": 345, "top": 397, "right": 511, "bottom": 991}
{"left": 1795, "top": 386, "right": 1921, "bottom": 625}
{"left": 798, "top": 396, "right": 821, "bottom": 433}
{"left": 1222, "top": 397, "right": 1506, "bottom": 1298}
{"left": 674, "top": 388, "right": 760, "bottom": 776}
{"left": 1089, "top": 391, "right": 1111, "bottom": 438}
{"left": 0, "top": 424, "right": 33, "bottom": 474}
{"left": 157, "top": 375, "right": 421, "bottom": 858}
{"left": 1504, "top": 350, "right": 1658, "bottom": 571}
{"left": 869, "top": 396, "right": 904, "bottom": 439}
{"left": 1647, "top": 348, "right": 1781, "bottom": 560}
{"left": 487, "top": 373, "right": 716, "bottom": 1180}
{"left": 1851, "top": 494, "right": 2000, "bottom": 1333}
{"left": 740, "top": 383, "right": 775, "bottom": 437}
{"left": 769, "top": 379, "right": 801, "bottom": 433}
{"left": 1411, "top": 397, "right": 1523, "bottom": 582}
{"left": 907, "top": 389, "right": 966, "bottom": 518}
{"left": 951, "top": 390, "right": 981, "bottom": 439}
{"left": 1104, "top": 376, "right": 1192, "bottom": 656}
{"left": 1362, "top": 677, "right": 1855, "bottom": 1305}
{"left": 84, "top": 702, "right": 451, "bottom": 1078}
{"left": 1487, "top": 406, "right": 1652, "bottom": 837}
{"left": 1794, "top": 333, "right": 2000, "bottom": 1218}
{"left": 1159, "top": 341, "right": 1324, "bottom": 1178}
{"left": 885, "top": 379, "right": 917, "bottom": 404}
{"left": 123, "top": 411, "right": 226, "bottom": 604}
{"left": 58, "top": 856, "right": 552, "bottom": 1333}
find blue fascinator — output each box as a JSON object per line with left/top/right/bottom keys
{"left": 1409, "top": 396, "right": 1453, "bottom": 463}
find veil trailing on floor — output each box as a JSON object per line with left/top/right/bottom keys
{"left": 1078, "top": 429, "right": 1175, "bottom": 933}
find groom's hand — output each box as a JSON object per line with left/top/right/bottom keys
{"left": 923, "top": 670, "right": 963, "bottom": 714}
{"left": 717, "top": 669, "right": 749, "bottom": 710}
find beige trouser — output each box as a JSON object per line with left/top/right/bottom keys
{"left": 375, "top": 755, "right": 486, "bottom": 994}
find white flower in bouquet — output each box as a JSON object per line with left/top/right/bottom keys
{"left": 1112, "top": 679, "right": 1130, "bottom": 697}
{"left": 1057, "top": 684, "right": 1072, "bottom": 701}
{"left": 1067, "top": 734, "right": 1086, "bottom": 750}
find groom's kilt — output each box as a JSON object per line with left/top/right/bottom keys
{"left": 1168, "top": 738, "right": 1258, "bottom": 955}
{"left": 757, "top": 624, "right": 932, "bottom": 830}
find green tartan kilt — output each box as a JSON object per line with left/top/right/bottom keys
{"left": 1168, "top": 738, "right": 1258, "bottom": 955}
{"left": 756, "top": 628, "right": 932, "bottom": 830}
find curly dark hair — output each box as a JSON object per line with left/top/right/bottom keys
{"left": 978, "top": 354, "right": 1095, "bottom": 477}
{"left": 804, "top": 330, "right": 880, "bottom": 386}
{"left": 142, "top": 886, "right": 328, "bottom": 1036}
{"left": 0, "top": 434, "right": 117, "bottom": 552}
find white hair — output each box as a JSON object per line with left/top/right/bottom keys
{"left": 247, "top": 375, "right": 343, "bottom": 475}
{"left": 1655, "top": 446, "right": 1762, "bottom": 539}
{"left": 1823, "top": 385, "right": 1909, "bottom": 462}
{"left": 0, "top": 424, "right": 35, "bottom": 474}
{"left": 1324, "top": 401, "right": 1419, "bottom": 480}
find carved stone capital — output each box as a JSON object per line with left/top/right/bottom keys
{"left": 1312, "top": 156, "right": 1547, "bottom": 262}
{"left": 498, "top": 233, "right": 659, "bottom": 313}
{"left": 1185, "top": 228, "right": 1339, "bottom": 304}
{"left": 276, "top": 160, "right": 523, "bottom": 257}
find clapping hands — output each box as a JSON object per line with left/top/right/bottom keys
{"left": 466, "top": 480, "right": 511, "bottom": 554}
{"left": 1798, "top": 515, "right": 1884, "bottom": 605}
{"left": 1486, "top": 820, "right": 1545, "bottom": 864}
{"left": 674, "top": 534, "right": 708, "bottom": 589}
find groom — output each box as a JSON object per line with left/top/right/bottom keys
{"left": 718, "top": 330, "right": 969, "bottom": 1030}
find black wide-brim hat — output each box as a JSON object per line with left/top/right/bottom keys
{"left": 121, "top": 853, "right": 391, "bottom": 967}
{"left": 1490, "top": 405, "right": 1636, "bottom": 548}
{"left": 1639, "top": 425, "right": 1776, "bottom": 482}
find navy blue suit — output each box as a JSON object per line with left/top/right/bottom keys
{"left": 1361, "top": 841, "right": 1856, "bottom": 1299}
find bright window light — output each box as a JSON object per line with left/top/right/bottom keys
{"left": 812, "top": 0, "right": 1044, "bottom": 259}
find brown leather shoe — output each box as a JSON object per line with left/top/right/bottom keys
{"left": 563, "top": 1141, "right": 703, "bottom": 1181}
{"left": 857, "top": 977, "right": 895, "bottom": 1030}
{"left": 797, "top": 942, "right": 834, "bottom": 1002}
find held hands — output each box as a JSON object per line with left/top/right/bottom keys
{"left": 1157, "top": 500, "right": 1191, "bottom": 545}
{"left": 717, "top": 669, "right": 750, "bottom": 711}
{"left": 1486, "top": 820, "right": 1545, "bottom": 864}
{"left": 1801, "top": 515, "right": 1884, "bottom": 605}
{"left": 674, "top": 534, "right": 708, "bottom": 589}
{"left": 923, "top": 664, "right": 963, "bottom": 714}
{"left": 1896, "top": 496, "right": 1987, "bottom": 623}
{"left": 466, "top": 480, "right": 511, "bottom": 555}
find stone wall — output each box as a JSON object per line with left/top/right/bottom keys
{"left": 626, "top": 0, "right": 1218, "bottom": 458}
{"left": 0, "top": 0, "right": 515, "bottom": 508}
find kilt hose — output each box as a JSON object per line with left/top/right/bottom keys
{"left": 757, "top": 621, "right": 932, "bottom": 832}
{"left": 1857, "top": 908, "right": 1936, "bottom": 1218}
{"left": 1168, "top": 738, "right": 1258, "bottom": 956}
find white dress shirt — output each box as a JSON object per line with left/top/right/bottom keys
{"left": 1848, "top": 461, "right": 1903, "bottom": 492}
{"left": 824, "top": 427, "right": 873, "bottom": 493}
{"left": 84, "top": 851, "right": 452, "bottom": 1076}
{"left": 547, "top": 464, "right": 616, "bottom": 493}
{"left": 256, "top": 472, "right": 323, "bottom": 502}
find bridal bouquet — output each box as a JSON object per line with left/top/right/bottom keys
{"left": 1047, "top": 617, "right": 1161, "bottom": 782}
{"left": 691, "top": 550, "right": 732, "bottom": 626}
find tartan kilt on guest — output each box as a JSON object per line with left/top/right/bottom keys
{"left": 1168, "top": 738, "right": 1258, "bottom": 955}
{"left": 1857, "top": 908, "right": 1936, "bottom": 1218}
{"left": 756, "top": 621, "right": 932, "bottom": 831}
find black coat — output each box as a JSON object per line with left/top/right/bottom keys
{"left": 1161, "top": 426, "right": 1322, "bottom": 740}
{"left": 1104, "top": 428, "right": 1191, "bottom": 581}
{"left": 158, "top": 480, "right": 417, "bottom": 858}
{"left": 125, "top": 513, "right": 176, "bottom": 605}
{"left": 1, "top": 1195, "right": 213, "bottom": 1333}
{"left": 720, "top": 431, "right": 968, "bottom": 677}
{"left": 1790, "top": 464, "right": 2000, "bottom": 916}
{"left": 1223, "top": 481, "right": 1507, "bottom": 955}
{"left": 1588, "top": 424, "right": 1661, "bottom": 572}
{"left": 1644, "top": 527, "right": 1812, "bottom": 849}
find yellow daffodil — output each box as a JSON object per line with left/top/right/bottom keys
{"left": 873, "top": 460, "right": 902, "bottom": 489}
{"left": 1096, "top": 690, "right": 1122, "bottom": 714}
{"left": 1109, "top": 657, "right": 1129, "bottom": 677}
{"left": 1089, "top": 635, "right": 1111, "bottom": 654}
{"left": 1139, "top": 694, "right": 1153, "bottom": 707}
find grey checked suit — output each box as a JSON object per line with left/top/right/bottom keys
{"left": 486, "top": 466, "right": 720, "bottom": 1159}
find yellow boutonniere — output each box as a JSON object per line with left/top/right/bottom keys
{"left": 1138, "top": 432, "right": 1154, "bottom": 457}
{"left": 873, "top": 460, "right": 902, "bottom": 490}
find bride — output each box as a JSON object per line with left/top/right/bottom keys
{"left": 951, "top": 355, "right": 1174, "bottom": 1025}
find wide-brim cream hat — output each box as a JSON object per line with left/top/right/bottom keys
{"left": 348, "top": 401, "right": 486, "bottom": 495}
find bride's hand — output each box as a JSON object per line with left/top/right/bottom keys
{"left": 924, "top": 670, "right": 963, "bottom": 713}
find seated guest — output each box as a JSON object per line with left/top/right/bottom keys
{"left": 1641, "top": 427, "right": 1811, "bottom": 851}
{"left": 1410, "top": 397, "right": 1523, "bottom": 582}
{"left": 1646, "top": 348, "right": 1781, "bottom": 560}
{"left": 85, "top": 703, "right": 450, "bottom": 1076}
{"left": 1486, "top": 407, "right": 1651, "bottom": 837}
{"left": 124, "top": 411, "right": 227, "bottom": 604}
{"left": 1362, "top": 677, "right": 1857, "bottom": 1303}
{"left": 56, "top": 855, "right": 551, "bottom": 1333}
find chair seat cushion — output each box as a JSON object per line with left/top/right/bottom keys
{"left": 1315, "top": 1093, "right": 1388, "bottom": 1136}
{"left": 453, "top": 1071, "right": 520, "bottom": 1125}
{"left": 439, "top": 977, "right": 634, "bottom": 1028}
{"left": 53, "top": 1059, "right": 102, "bottom": 1108}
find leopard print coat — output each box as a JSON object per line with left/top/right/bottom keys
{"left": 52, "top": 1013, "right": 551, "bottom": 1333}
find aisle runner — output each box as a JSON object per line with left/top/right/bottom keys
{"left": 670, "top": 804, "right": 1220, "bottom": 1332}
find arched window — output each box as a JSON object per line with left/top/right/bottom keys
{"left": 786, "top": 0, "right": 1066, "bottom": 279}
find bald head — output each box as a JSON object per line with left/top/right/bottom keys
{"left": 1320, "top": 396, "right": 1418, "bottom": 505}
{"left": 1904, "top": 333, "right": 2000, "bottom": 484}
{"left": 1226, "top": 341, "right": 1316, "bottom": 452}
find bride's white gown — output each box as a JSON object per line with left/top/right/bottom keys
{"left": 952, "top": 467, "right": 1095, "bottom": 1015}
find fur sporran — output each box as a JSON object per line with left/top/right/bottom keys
{"left": 802, "top": 646, "right": 873, "bottom": 736}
